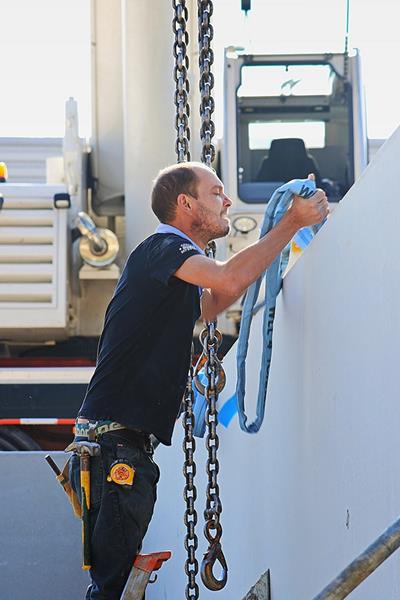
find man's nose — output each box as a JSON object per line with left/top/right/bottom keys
{"left": 223, "top": 194, "right": 232, "bottom": 207}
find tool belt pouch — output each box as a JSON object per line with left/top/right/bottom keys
{"left": 58, "top": 456, "right": 82, "bottom": 520}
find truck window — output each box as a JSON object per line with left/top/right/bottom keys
{"left": 236, "top": 61, "right": 354, "bottom": 204}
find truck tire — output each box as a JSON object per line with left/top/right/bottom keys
{"left": 0, "top": 426, "right": 42, "bottom": 451}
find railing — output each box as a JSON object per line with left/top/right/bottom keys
{"left": 312, "top": 515, "right": 400, "bottom": 599}
{"left": 0, "top": 137, "right": 62, "bottom": 183}
{"left": 244, "top": 516, "right": 400, "bottom": 600}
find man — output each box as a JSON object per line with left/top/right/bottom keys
{"left": 70, "top": 161, "right": 329, "bottom": 599}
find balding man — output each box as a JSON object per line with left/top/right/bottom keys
{"left": 69, "top": 162, "right": 329, "bottom": 599}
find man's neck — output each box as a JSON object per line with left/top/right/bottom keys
{"left": 155, "top": 223, "right": 207, "bottom": 253}
{"left": 164, "top": 221, "right": 208, "bottom": 251}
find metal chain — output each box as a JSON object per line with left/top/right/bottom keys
{"left": 174, "top": 4, "right": 198, "bottom": 597}
{"left": 175, "top": 0, "right": 226, "bottom": 594}
{"left": 197, "top": 0, "right": 227, "bottom": 588}
{"left": 173, "top": 0, "right": 191, "bottom": 162}
{"left": 182, "top": 344, "right": 200, "bottom": 599}
{"left": 200, "top": 242, "right": 228, "bottom": 591}
{"left": 198, "top": 0, "right": 216, "bottom": 167}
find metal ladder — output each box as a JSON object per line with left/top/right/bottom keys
{"left": 121, "top": 551, "right": 172, "bottom": 600}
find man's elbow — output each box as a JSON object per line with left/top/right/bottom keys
{"left": 215, "top": 273, "right": 242, "bottom": 298}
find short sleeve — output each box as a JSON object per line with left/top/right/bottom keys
{"left": 149, "top": 234, "right": 201, "bottom": 286}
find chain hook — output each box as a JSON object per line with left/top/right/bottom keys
{"left": 201, "top": 541, "right": 228, "bottom": 591}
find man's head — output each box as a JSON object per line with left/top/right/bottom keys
{"left": 151, "top": 161, "right": 232, "bottom": 245}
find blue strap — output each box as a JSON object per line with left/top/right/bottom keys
{"left": 236, "top": 178, "right": 324, "bottom": 433}
{"left": 193, "top": 371, "right": 208, "bottom": 437}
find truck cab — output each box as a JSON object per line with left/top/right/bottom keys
{"left": 219, "top": 48, "right": 368, "bottom": 332}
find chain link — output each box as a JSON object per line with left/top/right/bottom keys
{"left": 198, "top": 0, "right": 216, "bottom": 167}
{"left": 173, "top": 0, "right": 191, "bottom": 163}
{"left": 182, "top": 345, "right": 200, "bottom": 599}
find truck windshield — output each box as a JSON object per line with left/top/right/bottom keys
{"left": 239, "top": 64, "right": 334, "bottom": 98}
{"left": 236, "top": 60, "right": 353, "bottom": 204}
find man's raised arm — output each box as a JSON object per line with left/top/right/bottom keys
{"left": 174, "top": 190, "right": 329, "bottom": 321}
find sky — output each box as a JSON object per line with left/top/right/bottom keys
{"left": 0, "top": 0, "right": 91, "bottom": 138}
{"left": 0, "top": 0, "right": 398, "bottom": 140}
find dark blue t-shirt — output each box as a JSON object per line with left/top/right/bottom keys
{"left": 78, "top": 233, "right": 201, "bottom": 445}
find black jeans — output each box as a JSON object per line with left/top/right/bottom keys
{"left": 69, "top": 431, "right": 159, "bottom": 600}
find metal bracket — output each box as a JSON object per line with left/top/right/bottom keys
{"left": 53, "top": 192, "right": 71, "bottom": 209}
{"left": 243, "top": 569, "right": 271, "bottom": 600}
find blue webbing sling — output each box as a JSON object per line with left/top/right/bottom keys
{"left": 236, "top": 177, "right": 325, "bottom": 433}
{"left": 193, "top": 178, "right": 325, "bottom": 437}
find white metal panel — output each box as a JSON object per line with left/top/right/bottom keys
{"left": 0, "top": 453, "right": 87, "bottom": 600}
{"left": 145, "top": 126, "right": 400, "bottom": 599}
{"left": 0, "top": 263, "right": 53, "bottom": 282}
{"left": 0, "top": 209, "right": 54, "bottom": 226}
{"left": 0, "top": 196, "right": 54, "bottom": 209}
{"left": 0, "top": 226, "right": 54, "bottom": 244}
{"left": 0, "top": 183, "right": 66, "bottom": 197}
{"left": 0, "top": 282, "right": 53, "bottom": 300}
{"left": 0, "top": 245, "right": 53, "bottom": 262}
{"left": 0, "top": 183, "right": 68, "bottom": 328}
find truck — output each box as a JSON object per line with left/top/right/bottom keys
{"left": 0, "top": 1, "right": 378, "bottom": 450}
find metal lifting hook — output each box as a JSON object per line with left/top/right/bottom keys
{"left": 193, "top": 329, "right": 226, "bottom": 395}
{"left": 201, "top": 542, "right": 228, "bottom": 591}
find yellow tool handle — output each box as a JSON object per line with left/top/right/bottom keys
{"left": 80, "top": 454, "right": 91, "bottom": 570}
{"left": 81, "top": 469, "right": 90, "bottom": 510}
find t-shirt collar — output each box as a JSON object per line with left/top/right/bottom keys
{"left": 155, "top": 223, "right": 205, "bottom": 255}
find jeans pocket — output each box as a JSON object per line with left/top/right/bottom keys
{"left": 147, "top": 454, "right": 160, "bottom": 486}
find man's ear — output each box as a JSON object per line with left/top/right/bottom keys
{"left": 176, "top": 193, "right": 192, "bottom": 212}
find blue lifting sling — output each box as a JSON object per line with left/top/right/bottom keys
{"left": 236, "top": 177, "right": 326, "bottom": 433}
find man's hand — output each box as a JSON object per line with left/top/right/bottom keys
{"left": 288, "top": 173, "right": 329, "bottom": 229}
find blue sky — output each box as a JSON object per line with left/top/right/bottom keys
{"left": 0, "top": 0, "right": 398, "bottom": 140}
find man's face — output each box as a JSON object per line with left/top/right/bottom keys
{"left": 189, "top": 167, "right": 232, "bottom": 241}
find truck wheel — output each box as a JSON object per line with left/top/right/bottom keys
{"left": 0, "top": 426, "right": 41, "bottom": 451}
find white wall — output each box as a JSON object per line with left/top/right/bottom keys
{"left": 144, "top": 126, "right": 400, "bottom": 599}
{"left": 0, "top": 452, "right": 87, "bottom": 600}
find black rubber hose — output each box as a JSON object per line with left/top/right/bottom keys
{"left": 0, "top": 437, "right": 19, "bottom": 451}
{"left": 0, "top": 426, "right": 41, "bottom": 451}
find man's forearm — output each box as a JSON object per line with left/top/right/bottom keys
{"left": 201, "top": 210, "right": 299, "bottom": 320}
{"left": 220, "top": 210, "right": 298, "bottom": 296}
